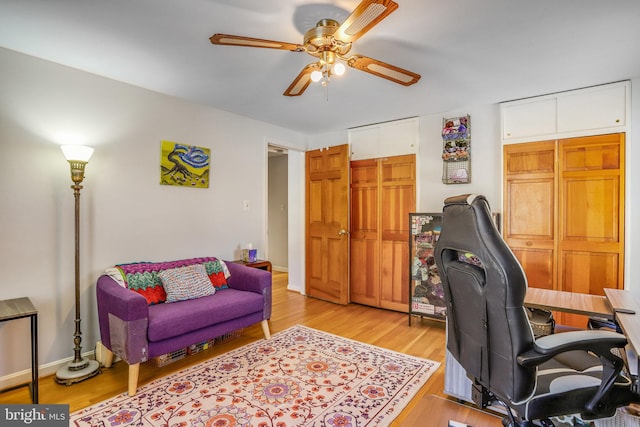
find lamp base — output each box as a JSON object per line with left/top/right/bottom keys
{"left": 55, "top": 358, "right": 100, "bottom": 386}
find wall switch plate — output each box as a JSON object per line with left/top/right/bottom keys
{"left": 242, "top": 200, "right": 250, "bottom": 211}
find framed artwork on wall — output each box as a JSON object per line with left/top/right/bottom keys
{"left": 160, "top": 140, "right": 210, "bottom": 188}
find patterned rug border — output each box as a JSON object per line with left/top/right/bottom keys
{"left": 71, "top": 324, "right": 440, "bottom": 427}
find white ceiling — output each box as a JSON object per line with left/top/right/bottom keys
{"left": 1, "top": 0, "right": 639, "bottom": 135}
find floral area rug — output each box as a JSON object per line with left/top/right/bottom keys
{"left": 70, "top": 325, "right": 440, "bottom": 427}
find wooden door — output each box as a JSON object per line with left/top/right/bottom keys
{"left": 379, "top": 155, "right": 415, "bottom": 312}
{"left": 558, "top": 134, "right": 625, "bottom": 297}
{"left": 503, "top": 141, "right": 557, "bottom": 290}
{"left": 306, "top": 145, "right": 350, "bottom": 304}
{"left": 349, "top": 154, "right": 415, "bottom": 312}
{"left": 350, "top": 158, "right": 380, "bottom": 306}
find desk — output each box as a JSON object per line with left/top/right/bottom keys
{"left": 0, "top": 297, "right": 38, "bottom": 403}
{"left": 524, "top": 287, "right": 614, "bottom": 320}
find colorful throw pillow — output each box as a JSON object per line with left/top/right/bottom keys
{"left": 158, "top": 264, "right": 215, "bottom": 303}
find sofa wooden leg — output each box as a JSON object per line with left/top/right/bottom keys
{"left": 128, "top": 363, "right": 140, "bottom": 396}
{"left": 101, "top": 343, "right": 114, "bottom": 368}
{"left": 261, "top": 319, "right": 271, "bottom": 340}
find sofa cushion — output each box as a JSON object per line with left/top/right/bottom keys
{"left": 115, "top": 257, "right": 230, "bottom": 305}
{"left": 159, "top": 264, "right": 215, "bottom": 303}
{"left": 147, "top": 288, "right": 264, "bottom": 342}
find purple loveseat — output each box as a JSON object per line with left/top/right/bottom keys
{"left": 96, "top": 260, "right": 271, "bottom": 396}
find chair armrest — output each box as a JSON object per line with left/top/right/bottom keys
{"left": 517, "top": 329, "right": 628, "bottom": 415}
{"left": 517, "top": 330, "right": 627, "bottom": 367}
{"left": 96, "top": 275, "right": 150, "bottom": 364}
{"left": 225, "top": 262, "right": 272, "bottom": 320}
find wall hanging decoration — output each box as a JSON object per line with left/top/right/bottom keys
{"left": 160, "top": 140, "right": 210, "bottom": 188}
{"left": 441, "top": 115, "right": 470, "bottom": 184}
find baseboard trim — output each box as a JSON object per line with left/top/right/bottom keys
{"left": 0, "top": 349, "right": 96, "bottom": 391}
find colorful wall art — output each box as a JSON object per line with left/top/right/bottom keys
{"left": 160, "top": 140, "right": 210, "bottom": 188}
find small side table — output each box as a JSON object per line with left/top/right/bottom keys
{"left": 0, "top": 297, "right": 38, "bottom": 403}
{"left": 232, "top": 259, "right": 272, "bottom": 272}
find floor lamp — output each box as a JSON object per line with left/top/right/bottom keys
{"left": 55, "top": 145, "right": 100, "bottom": 385}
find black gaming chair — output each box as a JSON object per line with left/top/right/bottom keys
{"left": 433, "top": 194, "right": 638, "bottom": 426}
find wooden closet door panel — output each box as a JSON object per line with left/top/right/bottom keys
{"left": 558, "top": 134, "right": 625, "bottom": 295}
{"left": 380, "top": 240, "right": 409, "bottom": 312}
{"left": 562, "top": 175, "right": 620, "bottom": 242}
{"left": 350, "top": 159, "right": 380, "bottom": 305}
{"left": 561, "top": 251, "right": 620, "bottom": 295}
{"left": 505, "top": 178, "right": 555, "bottom": 239}
{"left": 503, "top": 141, "right": 557, "bottom": 290}
{"left": 510, "top": 248, "right": 555, "bottom": 290}
{"left": 350, "top": 239, "right": 380, "bottom": 305}
{"left": 380, "top": 154, "right": 415, "bottom": 312}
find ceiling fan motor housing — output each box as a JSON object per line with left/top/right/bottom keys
{"left": 304, "top": 19, "right": 351, "bottom": 59}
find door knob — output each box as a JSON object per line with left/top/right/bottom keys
{"left": 338, "top": 229, "right": 348, "bottom": 236}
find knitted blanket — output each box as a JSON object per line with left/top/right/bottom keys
{"left": 114, "top": 257, "right": 230, "bottom": 305}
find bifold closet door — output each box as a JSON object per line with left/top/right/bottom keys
{"left": 504, "top": 134, "right": 625, "bottom": 327}
{"left": 350, "top": 154, "right": 415, "bottom": 312}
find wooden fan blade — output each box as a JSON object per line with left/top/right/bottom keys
{"left": 210, "top": 33, "right": 304, "bottom": 52}
{"left": 347, "top": 55, "right": 420, "bottom": 86}
{"left": 284, "top": 63, "right": 321, "bottom": 96}
{"left": 333, "top": 0, "right": 398, "bottom": 43}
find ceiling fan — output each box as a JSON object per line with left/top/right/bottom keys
{"left": 209, "top": 0, "right": 420, "bottom": 96}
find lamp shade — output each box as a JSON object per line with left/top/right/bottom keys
{"left": 61, "top": 145, "right": 94, "bottom": 162}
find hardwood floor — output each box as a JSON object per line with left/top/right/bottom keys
{"left": 0, "top": 271, "right": 449, "bottom": 425}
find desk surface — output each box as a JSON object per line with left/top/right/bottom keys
{"left": 524, "top": 287, "right": 614, "bottom": 320}
{"left": 605, "top": 289, "right": 640, "bottom": 372}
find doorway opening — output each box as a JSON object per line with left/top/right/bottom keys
{"left": 267, "top": 144, "right": 289, "bottom": 271}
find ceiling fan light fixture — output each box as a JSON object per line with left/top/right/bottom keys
{"left": 311, "top": 70, "right": 323, "bottom": 82}
{"left": 333, "top": 62, "right": 346, "bottom": 76}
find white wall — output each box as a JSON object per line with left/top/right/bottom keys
{"left": 287, "top": 150, "right": 306, "bottom": 294}
{"left": 627, "top": 78, "right": 640, "bottom": 293}
{"left": 0, "top": 48, "right": 306, "bottom": 385}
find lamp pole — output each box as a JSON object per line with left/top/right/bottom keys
{"left": 55, "top": 147, "right": 100, "bottom": 385}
